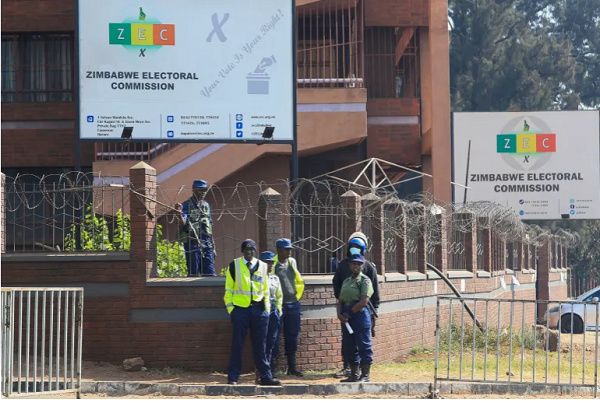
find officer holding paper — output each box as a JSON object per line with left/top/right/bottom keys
{"left": 336, "top": 254, "right": 374, "bottom": 383}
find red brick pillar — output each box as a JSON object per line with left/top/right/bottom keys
{"left": 479, "top": 218, "right": 492, "bottom": 273}
{"left": 537, "top": 242, "right": 551, "bottom": 321}
{"left": 258, "top": 188, "right": 282, "bottom": 253}
{"left": 384, "top": 198, "right": 404, "bottom": 274}
{"left": 397, "top": 210, "right": 408, "bottom": 274}
{"left": 434, "top": 213, "right": 448, "bottom": 274}
{"left": 411, "top": 206, "right": 427, "bottom": 274}
{"left": 129, "top": 162, "right": 157, "bottom": 279}
{"left": 500, "top": 239, "right": 507, "bottom": 272}
{"left": 341, "top": 190, "right": 361, "bottom": 240}
{"left": 361, "top": 193, "right": 385, "bottom": 276}
{"left": 458, "top": 213, "right": 477, "bottom": 275}
{"left": 516, "top": 242, "right": 524, "bottom": 271}
{"left": 1, "top": 172, "right": 5, "bottom": 253}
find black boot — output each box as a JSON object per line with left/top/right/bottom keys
{"left": 359, "top": 363, "right": 371, "bottom": 382}
{"left": 334, "top": 357, "right": 351, "bottom": 378}
{"left": 340, "top": 364, "right": 360, "bottom": 382}
{"left": 270, "top": 357, "right": 279, "bottom": 379}
{"left": 287, "top": 355, "right": 304, "bottom": 377}
{"left": 334, "top": 365, "right": 350, "bottom": 378}
{"left": 260, "top": 377, "right": 281, "bottom": 386}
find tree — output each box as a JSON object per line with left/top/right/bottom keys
{"left": 552, "top": 0, "right": 600, "bottom": 108}
{"left": 565, "top": 220, "right": 600, "bottom": 287}
{"left": 449, "top": 0, "right": 589, "bottom": 112}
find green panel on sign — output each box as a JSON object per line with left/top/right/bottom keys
{"left": 497, "top": 134, "right": 516, "bottom": 153}
{"left": 109, "top": 23, "right": 131, "bottom": 45}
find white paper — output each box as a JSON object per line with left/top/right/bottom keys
{"left": 511, "top": 275, "right": 520, "bottom": 286}
{"left": 500, "top": 278, "right": 507, "bottom": 290}
{"left": 433, "top": 280, "right": 438, "bottom": 294}
{"left": 344, "top": 322, "right": 354, "bottom": 334}
{"left": 460, "top": 279, "right": 466, "bottom": 292}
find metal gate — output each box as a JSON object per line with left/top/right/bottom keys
{"left": 434, "top": 296, "right": 599, "bottom": 398}
{"left": 1, "top": 288, "right": 84, "bottom": 398}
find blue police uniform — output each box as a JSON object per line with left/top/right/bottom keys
{"left": 273, "top": 238, "right": 305, "bottom": 376}
{"left": 338, "top": 254, "right": 374, "bottom": 382}
{"left": 224, "top": 241, "right": 280, "bottom": 386}
{"left": 259, "top": 251, "right": 283, "bottom": 377}
{"left": 181, "top": 180, "right": 215, "bottom": 276}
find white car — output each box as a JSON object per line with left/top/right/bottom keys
{"left": 546, "top": 286, "right": 600, "bottom": 334}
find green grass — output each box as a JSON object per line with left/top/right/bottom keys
{"left": 291, "top": 326, "right": 598, "bottom": 384}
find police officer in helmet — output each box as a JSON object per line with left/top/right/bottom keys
{"left": 175, "top": 179, "right": 216, "bottom": 277}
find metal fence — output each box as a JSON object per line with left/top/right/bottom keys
{"left": 4, "top": 173, "right": 129, "bottom": 253}
{"left": 2, "top": 173, "right": 579, "bottom": 276}
{"left": 1, "top": 288, "right": 83, "bottom": 398}
{"left": 434, "top": 296, "right": 599, "bottom": 397}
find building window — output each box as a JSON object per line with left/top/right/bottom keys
{"left": 1, "top": 33, "right": 74, "bottom": 103}
{"left": 365, "top": 27, "right": 420, "bottom": 99}
{"left": 296, "top": 0, "right": 364, "bottom": 88}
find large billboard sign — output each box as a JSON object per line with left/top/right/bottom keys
{"left": 453, "top": 111, "right": 600, "bottom": 220}
{"left": 78, "top": 0, "right": 294, "bottom": 142}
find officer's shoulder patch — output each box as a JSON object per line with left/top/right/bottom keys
{"left": 360, "top": 273, "right": 372, "bottom": 285}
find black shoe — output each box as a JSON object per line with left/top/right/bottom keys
{"left": 286, "top": 355, "right": 304, "bottom": 377}
{"left": 260, "top": 377, "right": 281, "bottom": 386}
{"left": 334, "top": 366, "right": 351, "bottom": 379}
{"left": 358, "top": 364, "right": 371, "bottom": 382}
{"left": 340, "top": 364, "right": 360, "bottom": 383}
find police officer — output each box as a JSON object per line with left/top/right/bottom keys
{"left": 332, "top": 232, "right": 380, "bottom": 378}
{"left": 224, "top": 240, "right": 280, "bottom": 386}
{"left": 273, "top": 238, "right": 305, "bottom": 377}
{"left": 337, "top": 254, "right": 374, "bottom": 382}
{"left": 259, "top": 251, "right": 283, "bottom": 379}
{"left": 175, "top": 179, "right": 216, "bottom": 277}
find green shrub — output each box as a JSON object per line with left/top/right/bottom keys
{"left": 63, "top": 205, "right": 186, "bottom": 277}
{"left": 156, "top": 224, "right": 187, "bottom": 278}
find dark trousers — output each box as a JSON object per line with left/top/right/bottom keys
{"left": 227, "top": 305, "right": 272, "bottom": 382}
{"left": 341, "top": 305, "right": 373, "bottom": 365}
{"left": 184, "top": 242, "right": 215, "bottom": 276}
{"left": 273, "top": 301, "right": 301, "bottom": 359}
{"left": 265, "top": 306, "right": 282, "bottom": 362}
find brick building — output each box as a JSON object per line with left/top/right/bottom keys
{"left": 0, "top": 0, "right": 570, "bottom": 374}
{"left": 2, "top": 0, "right": 450, "bottom": 201}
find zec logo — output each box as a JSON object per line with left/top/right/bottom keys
{"left": 109, "top": 7, "right": 175, "bottom": 55}
{"left": 496, "top": 116, "right": 556, "bottom": 172}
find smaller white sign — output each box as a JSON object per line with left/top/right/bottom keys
{"left": 500, "top": 278, "right": 507, "bottom": 290}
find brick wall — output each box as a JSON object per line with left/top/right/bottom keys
{"left": 1, "top": 0, "right": 75, "bottom": 31}
{"left": 367, "top": 124, "right": 421, "bottom": 164}
{"left": 1, "top": 255, "right": 567, "bottom": 371}
{"left": 0, "top": 164, "right": 569, "bottom": 371}
{"left": 1, "top": 103, "right": 95, "bottom": 168}
{"left": 367, "top": 98, "right": 420, "bottom": 117}
{"left": 365, "top": 0, "right": 429, "bottom": 27}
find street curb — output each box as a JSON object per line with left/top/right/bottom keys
{"left": 84, "top": 381, "right": 597, "bottom": 397}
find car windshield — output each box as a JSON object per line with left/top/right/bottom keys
{"left": 577, "top": 287, "right": 600, "bottom": 301}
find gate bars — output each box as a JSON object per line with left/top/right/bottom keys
{"left": 1, "top": 288, "right": 83, "bottom": 398}
{"left": 434, "top": 296, "right": 599, "bottom": 398}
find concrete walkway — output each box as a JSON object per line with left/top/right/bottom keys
{"left": 78, "top": 381, "right": 597, "bottom": 397}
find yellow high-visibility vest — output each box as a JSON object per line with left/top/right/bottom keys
{"left": 273, "top": 256, "right": 305, "bottom": 301}
{"left": 224, "top": 257, "right": 270, "bottom": 314}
